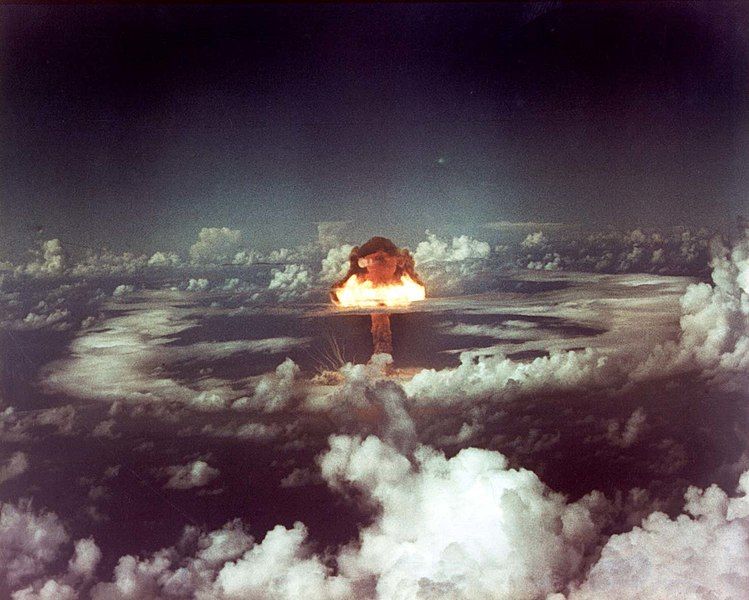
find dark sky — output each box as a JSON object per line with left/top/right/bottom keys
{"left": 1, "top": 2, "right": 748, "bottom": 258}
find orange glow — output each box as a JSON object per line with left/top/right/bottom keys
{"left": 331, "top": 273, "right": 426, "bottom": 308}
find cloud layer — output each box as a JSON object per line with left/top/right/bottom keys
{"left": 2, "top": 226, "right": 747, "bottom": 599}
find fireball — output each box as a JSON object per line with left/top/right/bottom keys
{"left": 330, "top": 237, "right": 425, "bottom": 357}
{"left": 330, "top": 237, "right": 426, "bottom": 309}
{"left": 332, "top": 272, "right": 425, "bottom": 308}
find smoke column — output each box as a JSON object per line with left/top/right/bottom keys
{"left": 370, "top": 313, "right": 393, "bottom": 355}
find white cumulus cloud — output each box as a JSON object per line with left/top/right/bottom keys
{"left": 189, "top": 228, "right": 244, "bottom": 265}
{"left": 0, "top": 499, "right": 70, "bottom": 588}
{"left": 0, "top": 451, "right": 29, "bottom": 485}
{"left": 567, "top": 471, "right": 749, "bottom": 599}
{"left": 320, "top": 434, "right": 609, "bottom": 600}
{"left": 161, "top": 460, "right": 220, "bottom": 490}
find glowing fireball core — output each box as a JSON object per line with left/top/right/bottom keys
{"left": 330, "top": 237, "right": 427, "bottom": 308}
{"left": 333, "top": 272, "right": 426, "bottom": 308}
